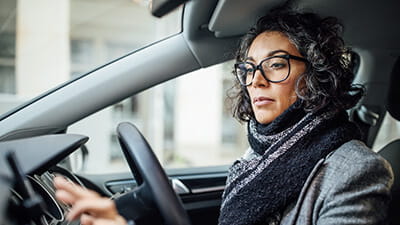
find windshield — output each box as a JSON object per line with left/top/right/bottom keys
{"left": 0, "top": 0, "right": 182, "bottom": 115}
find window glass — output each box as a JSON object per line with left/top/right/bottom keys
{"left": 0, "top": 0, "right": 181, "bottom": 115}
{"left": 68, "top": 61, "right": 248, "bottom": 174}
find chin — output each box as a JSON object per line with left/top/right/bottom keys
{"left": 255, "top": 115, "right": 274, "bottom": 124}
{"left": 254, "top": 108, "right": 277, "bottom": 124}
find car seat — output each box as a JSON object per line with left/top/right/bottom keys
{"left": 378, "top": 57, "right": 400, "bottom": 225}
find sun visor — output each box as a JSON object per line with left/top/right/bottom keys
{"left": 208, "top": 0, "right": 282, "bottom": 38}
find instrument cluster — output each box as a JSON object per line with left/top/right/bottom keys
{"left": 8, "top": 166, "right": 84, "bottom": 225}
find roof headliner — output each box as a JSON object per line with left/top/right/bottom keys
{"left": 207, "top": 0, "right": 400, "bottom": 50}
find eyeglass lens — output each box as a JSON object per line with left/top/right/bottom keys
{"left": 236, "top": 57, "right": 290, "bottom": 85}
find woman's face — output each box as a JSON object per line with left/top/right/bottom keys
{"left": 246, "top": 31, "right": 306, "bottom": 124}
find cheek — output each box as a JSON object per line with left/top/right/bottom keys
{"left": 246, "top": 88, "right": 255, "bottom": 103}
{"left": 277, "top": 82, "right": 298, "bottom": 104}
{"left": 276, "top": 92, "right": 296, "bottom": 113}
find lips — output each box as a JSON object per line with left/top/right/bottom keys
{"left": 253, "top": 96, "right": 274, "bottom": 106}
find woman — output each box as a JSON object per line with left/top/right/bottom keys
{"left": 54, "top": 9, "right": 393, "bottom": 225}
{"left": 219, "top": 9, "right": 392, "bottom": 225}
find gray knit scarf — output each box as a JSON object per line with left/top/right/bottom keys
{"left": 218, "top": 102, "right": 360, "bottom": 225}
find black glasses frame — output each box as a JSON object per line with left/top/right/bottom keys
{"left": 234, "top": 54, "right": 308, "bottom": 86}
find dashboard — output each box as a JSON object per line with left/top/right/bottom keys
{"left": 0, "top": 132, "right": 227, "bottom": 225}
{"left": 0, "top": 134, "right": 88, "bottom": 225}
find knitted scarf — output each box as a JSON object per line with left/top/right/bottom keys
{"left": 218, "top": 101, "right": 361, "bottom": 225}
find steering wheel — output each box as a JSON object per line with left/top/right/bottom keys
{"left": 114, "top": 122, "right": 191, "bottom": 225}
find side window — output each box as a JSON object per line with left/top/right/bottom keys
{"left": 68, "top": 61, "right": 247, "bottom": 174}
{"left": 0, "top": 0, "right": 182, "bottom": 118}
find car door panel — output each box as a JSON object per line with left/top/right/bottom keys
{"left": 78, "top": 168, "right": 228, "bottom": 225}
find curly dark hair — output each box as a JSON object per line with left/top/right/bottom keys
{"left": 229, "top": 9, "right": 364, "bottom": 122}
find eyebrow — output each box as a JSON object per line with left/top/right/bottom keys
{"left": 245, "top": 50, "right": 290, "bottom": 61}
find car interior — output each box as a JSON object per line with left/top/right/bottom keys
{"left": 1, "top": 0, "right": 400, "bottom": 225}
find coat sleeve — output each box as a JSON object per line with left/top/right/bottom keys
{"left": 316, "top": 149, "right": 393, "bottom": 225}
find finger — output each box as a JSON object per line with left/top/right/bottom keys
{"left": 54, "top": 176, "right": 98, "bottom": 200}
{"left": 80, "top": 214, "right": 95, "bottom": 225}
{"left": 54, "top": 177, "right": 79, "bottom": 204}
{"left": 91, "top": 217, "right": 128, "bottom": 225}
{"left": 67, "top": 197, "right": 117, "bottom": 221}
{"left": 54, "top": 176, "right": 85, "bottom": 193}
{"left": 55, "top": 189, "right": 77, "bottom": 205}
{"left": 54, "top": 177, "right": 83, "bottom": 204}
{"left": 53, "top": 176, "right": 75, "bottom": 190}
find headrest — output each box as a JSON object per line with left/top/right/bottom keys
{"left": 387, "top": 57, "right": 400, "bottom": 120}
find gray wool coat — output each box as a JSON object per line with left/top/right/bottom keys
{"left": 244, "top": 140, "right": 394, "bottom": 225}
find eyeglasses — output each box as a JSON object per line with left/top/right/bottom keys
{"left": 234, "top": 54, "right": 308, "bottom": 86}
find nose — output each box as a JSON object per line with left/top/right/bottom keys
{"left": 251, "top": 68, "right": 269, "bottom": 87}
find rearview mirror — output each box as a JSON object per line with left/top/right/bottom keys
{"left": 150, "top": 0, "right": 189, "bottom": 17}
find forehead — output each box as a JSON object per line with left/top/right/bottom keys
{"left": 247, "top": 31, "right": 300, "bottom": 59}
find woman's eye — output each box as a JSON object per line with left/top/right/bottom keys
{"left": 270, "top": 63, "right": 286, "bottom": 69}
{"left": 240, "top": 66, "right": 252, "bottom": 74}
{"left": 246, "top": 68, "right": 254, "bottom": 73}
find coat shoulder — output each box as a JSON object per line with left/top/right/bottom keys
{"left": 280, "top": 140, "right": 394, "bottom": 225}
{"left": 324, "top": 140, "right": 393, "bottom": 180}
